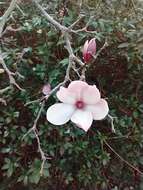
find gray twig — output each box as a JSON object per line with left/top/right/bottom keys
{"left": 104, "top": 140, "right": 143, "bottom": 176}
{"left": 22, "top": 101, "right": 51, "bottom": 175}
{"left": 0, "top": 0, "right": 18, "bottom": 37}
{"left": 0, "top": 0, "right": 24, "bottom": 91}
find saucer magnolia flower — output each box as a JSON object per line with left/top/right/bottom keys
{"left": 83, "top": 38, "right": 96, "bottom": 63}
{"left": 46, "top": 81, "right": 109, "bottom": 132}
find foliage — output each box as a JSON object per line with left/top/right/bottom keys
{"left": 0, "top": 0, "right": 143, "bottom": 189}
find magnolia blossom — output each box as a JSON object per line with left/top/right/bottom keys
{"left": 46, "top": 81, "right": 109, "bottom": 132}
{"left": 83, "top": 38, "right": 96, "bottom": 63}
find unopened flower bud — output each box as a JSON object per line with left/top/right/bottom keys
{"left": 83, "top": 38, "right": 96, "bottom": 63}
{"left": 42, "top": 83, "right": 51, "bottom": 95}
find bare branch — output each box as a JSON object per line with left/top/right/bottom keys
{"left": 22, "top": 101, "right": 51, "bottom": 175}
{"left": 73, "top": 16, "right": 97, "bottom": 34}
{"left": 32, "top": 0, "right": 67, "bottom": 32}
{"left": 0, "top": 52, "right": 24, "bottom": 91}
{"left": 0, "top": 98, "right": 7, "bottom": 105}
{"left": 130, "top": 0, "right": 137, "bottom": 15}
{"left": 2, "top": 25, "right": 22, "bottom": 36}
{"left": 0, "top": 86, "right": 11, "bottom": 105}
{"left": 64, "top": 33, "right": 84, "bottom": 66}
{"left": 104, "top": 140, "right": 143, "bottom": 176}
{"left": 0, "top": 0, "right": 24, "bottom": 91}
{"left": 93, "top": 40, "right": 108, "bottom": 60}
{"left": 108, "top": 114, "right": 116, "bottom": 133}
{"left": 32, "top": 0, "right": 84, "bottom": 67}
{"left": 0, "top": 86, "right": 11, "bottom": 94}
{"left": 22, "top": 101, "right": 45, "bottom": 139}
{"left": 68, "top": 14, "right": 85, "bottom": 30}
{"left": 80, "top": 66, "right": 86, "bottom": 81}
{"left": 25, "top": 2, "right": 85, "bottom": 105}
{"left": 0, "top": 0, "right": 18, "bottom": 37}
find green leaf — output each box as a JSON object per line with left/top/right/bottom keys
{"left": 118, "top": 43, "right": 129, "bottom": 48}
{"left": 29, "top": 172, "right": 40, "bottom": 184}
{"left": 59, "top": 58, "right": 69, "bottom": 66}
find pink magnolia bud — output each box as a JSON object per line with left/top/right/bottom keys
{"left": 83, "top": 38, "right": 96, "bottom": 63}
{"left": 42, "top": 83, "right": 51, "bottom": 95}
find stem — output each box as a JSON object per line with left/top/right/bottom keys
{"left": 104, "top": 140, "right": 143, "bottom": 176}
{"left": 0, "top": 0, "right": 17, "bottom": 36}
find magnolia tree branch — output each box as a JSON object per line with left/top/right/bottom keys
{"left": 0, "top": 86, "right": 11, "bottom": 94}
{"left": 0, "top": 98, "right": 7, "bottom": 105}
{"left": 24, "top": 0, "right": 113, "bottom": 176}
{"left": 0, "top": 0, "right": 17, "bottom": 37}
{"left": 0, "top": 52, "right": 24, "bottom": 91}
{"left": 32, "top": 0, "right": 84, "bottom": 65}
{"left": 22, "top": 101, "right": 51, "bottom": 175}
{"left": 23, "top": 0, "right": 87, "bottom": 174}
{"left": 26, "top": 0, "right": 85, "bottom": 105}
{"left": 107, "top": 114, "right": 116, "bottom": 133}
{"left": 26, "top": 60, "right": 73, "bottom": 106}
{"left": 0, "top": 0, "right": 24, "bottom": 91}
{"left": 32, "top": 0, "right": 67, "bottom": 31}
{"left": 104, "top": 140, "right": 143, "bottom": 176}
{"left": 93, "top": 40, "right": 108, "bottom": 60}
{"left": 73, "top": 16, "right": 98, "bottom": 34}
{"left": 24, "top": 51, "right": 75, "bottom": 171}
{"left": 0, "top": 86, "right": 11, "bottom": 105}
{"left": 68, "top": 14, "right": 85, "bottom": 30}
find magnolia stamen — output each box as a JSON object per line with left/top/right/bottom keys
{"left": 75, "top": 100, "right": 85, "bottom": 109}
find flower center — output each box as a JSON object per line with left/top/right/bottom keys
{"left": 75, "top": 100, "right": 85, "bottom": 109}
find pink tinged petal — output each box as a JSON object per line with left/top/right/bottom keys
{"left": 87, "top": 38, "right": 96, "bottom": 55}
{"left": 86, "top": 99, "right": 109, "bottom": 120}
{"left": 83, "top": 40, "right": 91, "bottom": 63}
{"left": 56, "top": 87, "right": 77, "bottom": 104}
{"left": 68, "top": 80, "right": 88, "bottom": 100}
{"left": 46, "top": 103, "right": 75, "bottom": 125}
{"left": 68, "top": 80, "right": 88, "bottom": 90}
{"left": 71, "top": 109, "right": 93, "bottom": 132}
{"left": 83, "top": 40, "right": 89, "bottom": 58}
{"left": 83, "top": 38, "right": 96, "bottom": 63}
{"left": 82, "top": 85, "right": 101, "bottom": 105}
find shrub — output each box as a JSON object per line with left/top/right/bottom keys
{"left": 0, "top": 0, "right": 143, "bottom": 189}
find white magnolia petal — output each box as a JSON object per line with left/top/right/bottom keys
{"left": 68, "top": 80, "right": 88, "bottom": 91}
{"left": 56, "top": 87, "right": 76, "bottom": 104}
{"left": 83, "top": 85, "right": 101, "bottom": 105}
{"left": 86, "top": 99, "right": 109, "bottom": 120}
{"left": 83, "top": 40, "right": 89, "bottom": 56}
{"left": 87, "top": 38, "right": 96, "bottom": 55}
{"left": 71, "top": 109, "right": 93, "bottom": 132}
{"left": 68, "top": 80, "right": 89, "bottom": 100}
{"left": 46, "top": 103, "right": 75, "bottom": 125}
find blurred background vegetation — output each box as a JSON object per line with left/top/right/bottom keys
{"left": 0, "top": 0, "right": 143, "bottom": 189}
